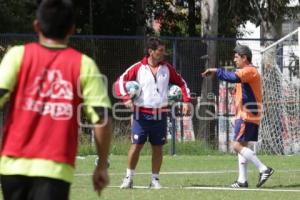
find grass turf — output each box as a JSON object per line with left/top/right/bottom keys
{"left": 71, "top": 154, "right": 300, "bottom": 200}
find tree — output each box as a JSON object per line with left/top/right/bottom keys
{"left": 198, "top": 0, "right": 218, "bottom": 146}
{"left": 0, "top": 0, "right": 36, "bottom": 33}
{"left": 0, "top": 0, "right": 143, "bottom": 36}
{"left": 136, "top": 0, "right": 150, "bottom": 35}
{"left": 145, "top": 0, "right": 201, "bottom": 36}
{"left": 74, "top": 0, "right": 138, "bottom": 35}
{"left": 218, "top": 0, "right": 255, "bottom": 37}
{"left": 218, "top": 0, "right": 299, "bottom": 38}
{"left": 187, "top": 0, "right": 196, "bottom": 36}
{"left": 92, "top": 0, "right": 138, "bottom": 35}
{"left": 249, "top": 0, "right": 291, "bottom": 41}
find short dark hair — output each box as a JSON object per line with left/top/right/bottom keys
{"left": 234, "top": 44, "right": 252, "bottom": 63}
{"left": 144, "top": 37, "right": 165, "bottom": 56}
{"left": 36, "top": 0, "right": 75, "bottom": 39}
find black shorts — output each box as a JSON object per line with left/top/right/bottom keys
{"left": 1, "top": 175, "right": 70, "bottom": 200}
{"left": 131, "top": 112, "right": 167, "bottom": 145}
{"left": 234, "top": 119, "right": 259, "bottom": 142}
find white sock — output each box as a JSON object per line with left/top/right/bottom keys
{"left": 237, "top": 153, "right": 247, "bottom": 183}
{"left": 151, "top": 173, "right": 159, "bottom": 180}
{"left": 240, "top": 147, "right": 268, "bottom": 172}
{"left": 126, "top": 168, "right": 135, "bottom": 179}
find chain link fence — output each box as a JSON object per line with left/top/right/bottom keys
{"left": 0, "top": 34, "right": 270, "bottom": 151}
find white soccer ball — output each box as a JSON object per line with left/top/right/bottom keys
{"left": 168, "top": 84, "right": 182, "bottom": 103}
{"left": 125, "top": 81, "right": 141, "bottom": 99}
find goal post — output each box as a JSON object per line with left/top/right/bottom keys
{"left": 258, "top": 27, "right": 300, "bottom": 155}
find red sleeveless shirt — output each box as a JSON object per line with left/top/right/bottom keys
{"left": 1, "top": 43, "right": 82, "bottom": 166}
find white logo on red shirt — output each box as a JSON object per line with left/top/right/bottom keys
{"left": 23, "top": 69, "right": 74, "bottom": 120}
{"left": 26, "top": 69, "right": 73, "bottom": 100}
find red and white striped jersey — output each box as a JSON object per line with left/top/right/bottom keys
{"left": 115, "top": 56, "right": 191, "bottom": 112}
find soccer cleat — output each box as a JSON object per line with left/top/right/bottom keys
{"left": 256, "top": 167, "right": 274, "bottom": 188}
{"left": 230, "top": 181, "right": 248, "bottom": 188}
{"left": 149, "top": 178, "right": 162, "bottom": 189}
{"left": 120, "top": 177, "right": 133, "bottom": 189}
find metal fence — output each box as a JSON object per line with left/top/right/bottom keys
{"left": 0, "top": 34, "right": 272, "bottom": 150}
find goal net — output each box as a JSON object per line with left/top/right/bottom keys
{"left": 258, "top": 27, "right": 300, "bottom": 155}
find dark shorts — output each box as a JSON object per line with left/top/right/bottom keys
{"left": 131, "top": 112, "right": 167, "bottom": 145}
{"left": 234, "top": 119, "right": 259, "bottom": 142}
{"left": 0, "top": 175, "right": 70, "bottom": 200}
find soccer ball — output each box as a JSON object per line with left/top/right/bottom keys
{"left": 168, "top": 84, "right": 182, "bottom": 103}
{"left": 125, "top": 81, "right": 141, "bottom": 99}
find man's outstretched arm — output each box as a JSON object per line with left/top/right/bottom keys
{"left": 202, "top": 68, "right": 241, "bottom": 83}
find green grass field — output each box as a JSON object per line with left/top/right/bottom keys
{"left": 71, "top": 154, "right": 300, "bottom": 200}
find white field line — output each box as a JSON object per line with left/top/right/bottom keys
{"left": 107, "top": 185, "right": 300, "bottom": 193}
{"left": 75, "top": 170, "right": 236, "bottom": 176}
{"left": 75, "top": 169, "right": 300, "bottom": 176}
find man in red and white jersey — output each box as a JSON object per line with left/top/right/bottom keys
{"left": 0, "top": 0, "right": 112, "bottom": 199}
{"left": 115, "top": 37, "right": 191, "bottom": 189}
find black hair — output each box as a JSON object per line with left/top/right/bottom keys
{"left": 233, "top": 44, "right": 252, "bottom": 63}
{"left": 144, "top": 37, "right": 165, "bottom": 56}
{"left": 36, "top": 0, "right": 75, "bottom": 39}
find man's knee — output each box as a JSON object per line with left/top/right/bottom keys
{"left": 232, "top": 141, "right": 248, "bottom": 152}
{"left": 130, "top": 144, "right": 144, "bottom": 153}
